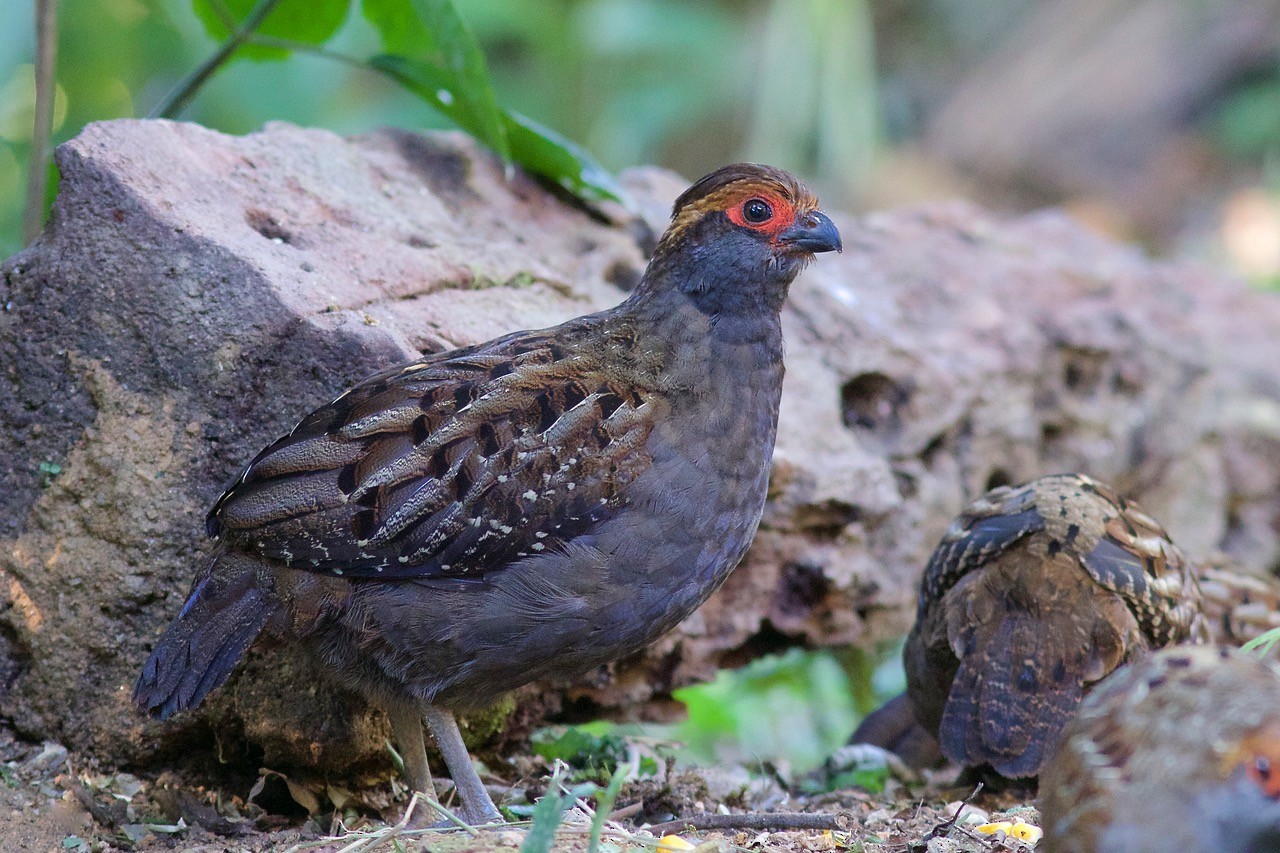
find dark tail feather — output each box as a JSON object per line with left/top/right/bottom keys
{"left": 939, "top": 615, "right": 1082, "bottom": 778}
{"left": 134, "top": 559, "right": 276, "bottom": 719}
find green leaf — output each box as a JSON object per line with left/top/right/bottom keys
{"left": 531, "top": 724, "right": 629, "bottom": 780}
{"left": 1210, "top": 81, "right": 1280, "bottom": 160}
{"left": 826, "top": 765, "right": 888, "bottom": 794}
{"left": 363, "top": 0, "right": 508, "bottom": 162}
{"left": 368, "top": 55, "right": 625, "bottom": 205}
{"left": 191, "top": 0, "right": 350, "bottom": 62}
{"left": 1245, "top": 627, "right": 1280, "bottom": 656}
{"left": 368, "top": 55, "right": 477, "bottom": 132}
{"left": 362, "top": 0, "right": 436, "bottom": 57}
{"left": 505, "top": 110, "right": 628, "bottom": 204}
{"left": 673, "top": 648, "right": 857, "bottom": 772}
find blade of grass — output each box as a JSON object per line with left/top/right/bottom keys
{"left": 1244, "top": 627, "right": 1280, "bottom": 655}
{"left": 521, "top": 764, "right": 572, "bottom": 853}
{"left": 588, "top": 765, "right": 629, "bottom": 853}
{"left": 23, "top": 0, "right": 59, "bottom": 245}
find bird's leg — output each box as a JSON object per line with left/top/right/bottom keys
{"left": 387, "top": 703, "right": 437, "bottom": 821}
{"left": 424, "top": 705, "right": 503, "bottom": 825}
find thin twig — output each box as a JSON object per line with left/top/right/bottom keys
{"left": 647, "top": 812, "right": 852, "bottom": 834}
{"left": 923, "top": 782, "right": 984, "bottom": 842}
{"left": 297, "top": 813, "right": 718, "bottom": 853}
{"left": 607, "top": 800, "right": 644, "bottom": 822}
{"left": 23, "top": 0, "right": 59, "bottom": 245}
{"left": 333, "top": 793, "right": 419, "bottom": 853}
{"left": 149, "top": 0, "right": 285, "bottom": 119}
{"left": 67, "top": 780, "right": 124, "bottom": 829}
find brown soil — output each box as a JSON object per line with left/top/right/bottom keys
{"left": 0, "top": 723, "right": 1040, "bottom": 853}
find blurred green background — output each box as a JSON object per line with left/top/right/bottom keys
{"left": 5, "top": 0, "right": 1280, "bottom": 277}
{"left": 3, "top": 0, "right": 1280, "bottom": 771}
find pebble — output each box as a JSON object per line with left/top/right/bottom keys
{"left": 27, "top": 742, "right": 67, "bottom": 771}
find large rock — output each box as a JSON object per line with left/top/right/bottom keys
{"left": 2, "top": 120, "right": 1279, "bottom": 780}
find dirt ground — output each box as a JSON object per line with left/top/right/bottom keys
{"left": 0, "top": 722, "right": 1043, "bottom": 853}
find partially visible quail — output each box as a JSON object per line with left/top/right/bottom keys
{"left": 133, "top": 164, "right": 841, "bottom": 824}
{"left": 904, "top": 473, "right": 1208, "bottom": 779}
{"left": 1040, "top": 645, "right": 1280, "bottom": 853}
{"left": 854, "top": 553, "right": 1280, "bottom": 770}
{"left": 1198, "top": 561, "right": 1280, "bottom": 646}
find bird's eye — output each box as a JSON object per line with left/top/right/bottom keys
{"left": 743, "top": 198, "right": 773, "bottom": 224}
{"left": 1248, "top": 754, "right": 1280, "bottom": 799}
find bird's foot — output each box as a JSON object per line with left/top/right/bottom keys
{"left": 404, "top": 793, "right": 502, "bottom": 829}
{"left": 464, "top": 803, "right": 504, "bottom": 826}
{"left": 454, "top": 796, "right": 504, "bottom": 827}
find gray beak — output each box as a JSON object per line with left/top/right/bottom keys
{"left": 780, "top": 210, "right": 842, "bottom": 254}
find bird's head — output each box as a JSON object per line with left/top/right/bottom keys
{"left": 642, "top": 163, "right": 841, "bottom": 315}
{"left": 1185, "top": 743, "right": 1280, "bottom": 853}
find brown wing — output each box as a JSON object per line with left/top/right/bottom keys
{"left": 919, "top": 480, "right": 1044, "bottom": 607}
{"left": 1062, "top": 478, "right": 1205, "bottom": 646}
{"left": 208, "top": 324, "right": 657, "bottom": 579}
{"left": 921, "top": 474, "right": 1203, "bottom": 643}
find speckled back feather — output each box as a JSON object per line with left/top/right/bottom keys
{"left": 209, "top": 321, "right": 661, "bottom": 580}
{"left": 920, "top": 475, "right": 1204, "bottom": 644}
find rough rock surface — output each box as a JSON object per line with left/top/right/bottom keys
{"left": 3, "top": 119, "right": 1279, "bottom": 781}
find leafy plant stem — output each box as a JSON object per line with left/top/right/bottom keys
{"left": 23, "top": 0, "right": 59, "bottom": 245}
{"left": 150, "top": 0, "right": 286, "bottom": 119}
{"left": 206, "top": 0, "right": 238, "bottom": 31}
{"left": 243, "top": 33, "right": 368, "bottom": 70}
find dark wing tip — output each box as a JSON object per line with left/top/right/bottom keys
{"left": 923, "top": 507, "right": 1045, "bottom": 599}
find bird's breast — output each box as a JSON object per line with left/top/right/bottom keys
{"left": 603, "top": 331, "right": 785, "bottom": 592}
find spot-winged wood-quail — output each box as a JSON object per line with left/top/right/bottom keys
{"left": 853, "top": 551, "right": 1276, "bottom": 773}
{"left": 133, "top": 163, "right": 842, "bottom": 824}
{"left": 1040, "top": 645, "right": 1280, "bottom": 852}
{"left": 903, "top": 473, "right": 1208, "bottom": 780}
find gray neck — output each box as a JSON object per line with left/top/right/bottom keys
{"left": 619, "top": 277, "right": 786, "bottom": 400}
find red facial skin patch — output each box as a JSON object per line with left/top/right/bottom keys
{"left": 724, "top": 192, "right": 798, "bottom": 244}
{"left": 1230, "top": 728, "right": 1280, "bottom": 799}
{"left": 1248, "top": 753, "right": 1280, "bottom": 799}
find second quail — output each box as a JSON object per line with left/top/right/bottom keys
{"left": 905, "top": 473, "right": 1207, "bottom": 779}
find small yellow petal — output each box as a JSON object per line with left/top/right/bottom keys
{"left": 657, "top": 835, "right": 697, "bottom": 851}
{"left": 1009, "top": 822, "right": 1043, "bottom": 844}
{"left": 975, "top": 821, "right": 1013, "bottom": 835}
